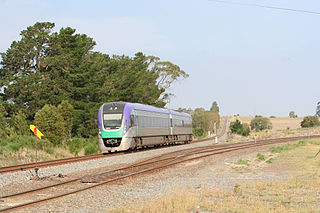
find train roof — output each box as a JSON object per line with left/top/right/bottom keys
{"left": 102, "top": 102, "right": 191, "bottom": 118}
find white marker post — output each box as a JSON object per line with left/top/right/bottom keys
{"left": 214, "top": 121, "right": 218, "bottom": 144}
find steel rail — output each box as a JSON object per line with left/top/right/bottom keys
{"left": 0, "top": 118, "right": 229, "bottom": 174}
{"left": 1, "top": 135, "right": 319, "bottom": 212}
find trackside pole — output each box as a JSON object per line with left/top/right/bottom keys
{"left": 214, "top": 121, "right": 218, "bottom": 144}
{"left": 34, "top": 128, "right": 37, "bottom": 164}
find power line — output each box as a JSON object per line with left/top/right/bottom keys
{"left": 209, "top": 0, "right": 320, "bottom": 15}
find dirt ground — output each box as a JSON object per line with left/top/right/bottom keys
{"left": 119, "top": 139, "right": 320, "bottom": 212}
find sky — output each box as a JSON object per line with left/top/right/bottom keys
{"left": 0, "top": 0, "right": 319, "bottom": 116}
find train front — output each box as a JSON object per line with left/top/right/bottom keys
{"left": 98, "top": 102, "right": 133, "bottom": 152}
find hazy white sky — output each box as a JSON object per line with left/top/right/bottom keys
{"left": 0, "top": 0, "right": 319, "bottom": 116}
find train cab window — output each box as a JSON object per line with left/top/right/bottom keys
{"left": 103, "top": 113, "right": 122, "bottom": 129}
{"left": 129, "top": 114, "right": 135, "bottom": 127}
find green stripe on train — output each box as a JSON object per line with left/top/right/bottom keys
{"left": 101, "top": 128, "right": 123, "bottom": 138}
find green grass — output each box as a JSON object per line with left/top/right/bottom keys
{"left": 236, "top": 159, "right": 250, "bottom": 166}
{"left": 256, "top": 153, "right": 266, "bottom": 161}
{"left": 269, "top": 140, "right": 308, "bottom": 153}
{"left": 266, "top": 158, "right": 274, "bottom": 164}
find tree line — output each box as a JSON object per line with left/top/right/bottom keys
{"left": 0, "top": 22, "right": 188, "bottom": 144}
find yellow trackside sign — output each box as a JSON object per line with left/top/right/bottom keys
{"left": 30, "top": 125, "right": 44, "bottom": 139}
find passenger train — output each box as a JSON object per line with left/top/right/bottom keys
{"left": 98, "top": 102, "right": 193, "bottom": 152}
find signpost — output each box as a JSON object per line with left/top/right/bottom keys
{"left": 29, "top": 125, "right": 44, "bottom": 164}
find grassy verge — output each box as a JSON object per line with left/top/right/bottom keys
{"left": 114, "top": 139, "right": 320, "bottom": 212}
{"left": 0, "top": 135, "right": 100, "bottom": 167}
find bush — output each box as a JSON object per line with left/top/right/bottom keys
{"left": 67, "top": 138, "right": 84, "bottom": 156}
{"left": 301, "top": 116, "right": 320, "bottom": 128}
{"left": 35, "top": 104, "right": 67, "bottom": 145}
{"left": 250, "top": 116, "right": 272, "bottom": 131}
{"left": 230, "top": 119, "right": 242, "bottom": 134}
{"left": 193, "top": 128, "right": 205, "bottom": 137}
{"left": 229, "top": 119, "right": 250, "bottom": 136}
{"left": 84, "top": 143, "right": 98, "bottom": 155}
{"left": 241, "top": 123, "right": 250, "bottom": 136}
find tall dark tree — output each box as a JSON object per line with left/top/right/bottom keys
{"left": 1, "top": 22, "right": 189, "bottom": 139}
{"left": 210, "top": 101, "right": 219, "bottom": 113}
{"left": 0, "top": 22, "right": 55, "bottom": 118}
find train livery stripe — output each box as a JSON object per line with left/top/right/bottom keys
{"left": 101, "top": 128, "right": 123, "bottom": 138}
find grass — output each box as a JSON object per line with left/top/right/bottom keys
{"left": 256, "top": 153, "right": 266, "bottom": 161}
{"left": 0, "top": 135, "right": 100, "bottom": 167}
{"left": 235, "top": 159, "right": 250, "bottom": 166}
{"left": 269, "top": 140, "right": 308, "bottom": 153}
{"left": 266, "top": 158, "right": 274, "bottom": 164}
{"left": 115, "top": 139, "right": 320, "bottom": 212}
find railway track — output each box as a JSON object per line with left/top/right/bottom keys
{"left": 0, "top": 117, "right": 229, "bottom": 175}
{"left": 0, "top": 134, "right": 319, "bottom": 212}
{"left": 0, "top": 153, "right": 124, "bottom": 174}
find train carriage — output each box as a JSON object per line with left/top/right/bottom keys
{"left": 98, "top": 102, "right": 193, "bottom": 152}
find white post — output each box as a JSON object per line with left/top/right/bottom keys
{"left": 214, "top": 121, "right": 218, "bottom": 144}
{"left": 254, "top": 135, "right": 257, "bottom": 144}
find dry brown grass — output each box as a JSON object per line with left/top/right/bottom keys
{"left": 235, "top": 116, "right": 303, "bottom": 131}
{"left": 228, "top": 116, "right": 320, "bottom": 142}
{"left": 113, "top": 139, "right": 320, "bottom": 212}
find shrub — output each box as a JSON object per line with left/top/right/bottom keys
{"left": 230, "top": 119, "right": 242, "bottom": 134}
{"left": 84, "top": 143, "right": 98, "bottom": 155}
{"left": 230, "top": 119, "right": 250, "bottom": 136}
{"left": 300, "top": 116, "right": 320, "bottom": 128}
{"left": 250, "top": 116, "right": 272, "bottom": 131}
{"left": 67, "top": 138, "right": 84, "bottom": 156}
{"left": 35, "top": 104, "right": 67, "bottom": 145}
{"left": 241, "top": 123, "right": 250, "bottom": 136}
{"left": 193, "top": 128, "right": 205, "bottom": 137}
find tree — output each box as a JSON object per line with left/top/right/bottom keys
{"left": 289, "top": 111, "right": 297, "bottom": 118}
{"left": 192, "top": 108, "right": 219, "bottom": 136}
{"left": 210, "top": 101, "right": 219, "bottom": 113}
{"left": 35, "top": 104, "right": 66, "bottom": 145}
{"left": 230, "top": 119, "right": 242, "bottom": 134}
{"left": 0, "top": 22, "right": 56, "bottom": 119}
{"left": 146, "top": 56, "right": 189, "bottom": 103}
{"left": 250, "top": 116, "right": 272, "bottom": 131}
{"left": 316, "top": 102, "right": 320, "bottom": 117}
{"left": 1, "top": 22, "right": 189, "bottom": 138}
{"left": 57, "top": 100, "right": 74, "bottom": 139}
{"left": 301, "top": 116, "right": 320, "bottom": 128}
{"left": 12, "top": 111, "right": 29, "bottom": 135}
{"left": 0, "top": 103, "right": 9, "bottom": 138}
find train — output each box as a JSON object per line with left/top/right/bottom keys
{"left": 98, "top": 102, "right": 193, "bottom": 152}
